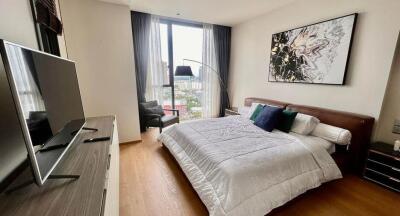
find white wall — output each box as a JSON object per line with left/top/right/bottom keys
{"left": 59, "top": 0, "right": 141, "bottom": 142}
{"left": 376, "top": 36, "right": 400, "bottom": 144}
{"left": 230, "top": 0, "right": 400, "bottom": 120}
{"left": 0, "top": 0, "right": 38, "bottom": 182}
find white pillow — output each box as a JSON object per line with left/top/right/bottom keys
{"left": 290, "top": 113, "right": 320, "bottom": 135}
{"left": 238, "top": 106, "right": 251, "bottom": 116}
{"left": 246, "top": 103, "right": 264, "bottom": 119}
{"left": 311, "top": 123, "right": 352, "bottom": 145}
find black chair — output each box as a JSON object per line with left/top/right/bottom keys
{"left": 140, "top": 100, "right": 179, "bottom": 133}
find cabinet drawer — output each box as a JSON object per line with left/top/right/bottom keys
{"left": 368, "top": 151, "right": 400, "bottom": 168}
{"left": 366, "top": 159, "right": 400, "bottom": 179}
{"left": 364, "top": 169, "right": 400, "bottom": 192}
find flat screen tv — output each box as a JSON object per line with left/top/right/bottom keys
{"left": 0, "top": 40, "right": 85, "bottom": 186}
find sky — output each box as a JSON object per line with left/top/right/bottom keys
{"left": 160, "top": 23, "right": 203, "bottom": 77}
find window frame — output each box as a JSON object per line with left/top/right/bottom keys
{"left": 30, "top": 0, "right": 61, "bottom": 56}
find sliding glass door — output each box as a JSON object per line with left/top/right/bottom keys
{"left": 160, "top": 20, "right": 203, "bottom": 121}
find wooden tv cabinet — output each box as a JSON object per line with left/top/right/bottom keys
{"left": 0, "top": 116, "right": 119, "bottom": 216}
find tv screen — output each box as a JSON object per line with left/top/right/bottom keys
{"left": 0, "top": 40, "right": 85, "bottom": 186}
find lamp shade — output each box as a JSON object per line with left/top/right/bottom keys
{"left": 175, "top": 66, "right": 194, "bottom": 76}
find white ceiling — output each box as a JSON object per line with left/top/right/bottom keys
{"left": 99, "top": 0, "right": 296, "bottom": 26}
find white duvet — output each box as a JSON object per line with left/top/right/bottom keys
{"left": 158, "top": 116, "right": 342, "bottom": 216}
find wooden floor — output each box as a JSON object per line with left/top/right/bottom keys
{"left": 120, "top": 128, "right": 399, "bottom": 216}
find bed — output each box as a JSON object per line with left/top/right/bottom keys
{"left": 158, "top": 98, "right": 374, "bottom": 216}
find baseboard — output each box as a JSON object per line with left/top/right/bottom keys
{"left": 119, "top": 140, "right": 142, "bottom": 145}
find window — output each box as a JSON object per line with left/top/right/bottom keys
{"left": 159, "top": 23, "right": 172, "bottom": 114}
{"left": 160, "top": 23, "right": 170, "bottom": 85}
{"left": 160, "top": 20, "right": 204, "bottom": 120}
{"left": 172, "top": 24, "right": 203, "bottom": 120}
{"left": 30, "top": 0, "right": 62, "bottom": 56}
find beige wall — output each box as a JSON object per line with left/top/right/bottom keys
{"left": 0, "top": 0, "right": 38, "bottom": 181}
{"left": 230, "top": 0, "right": 400, "bottom": 121}
{"left": 0, "top": 0, "right": 38, "bottom": 49}
{"left": 59, "top": 0, "right": 141, "bottom": 142}
{"left": 376, "top": 35, "right": 400, "bottom": 144}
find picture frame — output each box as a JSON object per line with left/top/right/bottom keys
{"left": 268, "top": 13, "right": 358, "bottom": 85}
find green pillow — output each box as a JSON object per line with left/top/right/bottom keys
{"left": 250, "top": 104, "right": 264, "bottom": 121}
{"left": 276, "top": 110, "right": 298, "bottom": 132}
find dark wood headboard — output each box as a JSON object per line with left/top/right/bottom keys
{"left": 286, "top": 104, "right": 374, "bottom": 174}
{"left": 244, "top": 97, "right": 289, "bottom": 108}
{"left": 244, "top": 97, "right": 375, "bottom": 174}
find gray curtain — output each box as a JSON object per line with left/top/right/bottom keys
{"left": 213, "top": 25, "right": 231, "bottom": 117}
{"left": 131, "top": 11, "right": 151, "bottom": 103}
{"left": 131, "top": 11, "right": 151, "bottom": 131}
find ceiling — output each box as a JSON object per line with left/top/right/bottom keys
{"left": 99, "top": 0, "right": 296, "bottom": 26}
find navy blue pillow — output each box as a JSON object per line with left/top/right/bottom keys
{"left": 254, "top": 105, "right": 283, "bottom": 132}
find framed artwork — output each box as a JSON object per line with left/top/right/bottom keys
{"left": 268, "top": 13, "right": 357, "bottom": 85}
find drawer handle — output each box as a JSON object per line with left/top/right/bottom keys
{"left": 389, "top": 177, "right": 400, "bottom": 183}
{"left": 392, "top": 167, "right": 400, "bottom": 172}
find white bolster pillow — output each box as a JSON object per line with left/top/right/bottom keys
{"left": 290, "top": 113, "right": 320, "bottom": 135}
{"left": 311, "top": 123, "right": 352, "bottom": 145}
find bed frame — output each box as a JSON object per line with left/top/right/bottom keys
{"left": 244, "top": 97, "right": 375, "bottom": 174}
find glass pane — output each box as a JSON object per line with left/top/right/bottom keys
{"left": 160, "top": 23, "right": 170, "bottom": 85}
{"left": 172, "top": 24, "right": 203, "bottom": 121}
{"left": 161, "top": 86, "right": 173, "bottom": 115}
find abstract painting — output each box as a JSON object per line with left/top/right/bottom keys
{"left": 268, "top": 14, "right": 357, "bottom": 85}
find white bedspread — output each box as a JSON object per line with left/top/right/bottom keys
{"left": 158, "top": 116, "right": 342, "bottom": 216}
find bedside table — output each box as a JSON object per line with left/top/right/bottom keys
{"left": 225, "top": 107, "right": 239, "bottom": 116}
{"left": 363, "top": 142, "right": 400, "bottom": 192}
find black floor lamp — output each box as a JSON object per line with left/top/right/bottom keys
{"left": 174, "top": 59, "right": 230, "bottom": 110}
{"left": 175, "top": 59, "right": 224, "bottom": 88}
